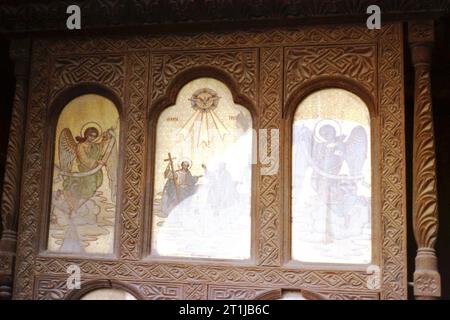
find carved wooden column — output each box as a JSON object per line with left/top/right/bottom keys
{"left": 409, "top": 21, "right": 441, "bottom": 300}
{"left": 0, "top": 39, "right": 30, "bottom": 300}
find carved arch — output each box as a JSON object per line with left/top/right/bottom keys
{"left": 254, "top": 288, "right": 326, "bottom": 300}
{"left": 65, "top": 279, "right": 143, "bottom": 300}
{"left": 283, "top": 76, "right": 377, "bottom": 121}
{"left": 148, "top": 66, "right": 257, "bottom": 121}
{"left": 283, "top": 78, "right": 381, "bottom": 266}
{"left": 143, "top": 68, "right": 257, "bottom": 260}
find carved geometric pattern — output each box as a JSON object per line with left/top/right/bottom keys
{"left": 378, "top": 24, "right": 407, "bottom": 300}
{"left": 258, "top": 47, "right": 283, "bottom": 266}
{"left": 35, "top": 278, "right": 68, "bottom": 300}
{"left": 208, "top": 285, "right": 271, "bottom": 300}
{"left": 285, "top": 45, "right": 377, "bottom": 100}
{"left": 34, "top": 257, "right": 371, "bottom": 291}
{"left": 315, "top": 290, "right": 379, "bottom": 300}
{"left": 13, "top": 42, "right": 49, "bottom": 299}
{"left": 183, "top": 283, "right": 208, "bottom": 300}
{"left": 50, "top": 55, "right": 125, "bottom": 102}
{"left": 34, "top": 276, "right": 185, "bottom": 300}
{"left": 44, "top": 25, "right": 381, "bottom": 55}
{"left": 120, "top": 51, "right": 148, "bottom": 260}
{"left": 150, "top": 50, "right": 257, "bottom": 102}
{"left": 134, "top": 282, "right": 183, "bottom": 300}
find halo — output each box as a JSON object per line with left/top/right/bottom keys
{"left": 177, "top": 158, "right": 193, "bottom": 169}
{"left": 80, "top": 122, "right": 103, "bottom": 142}
{"left": 313, "top": 119, "right": 342, "bottom": 143}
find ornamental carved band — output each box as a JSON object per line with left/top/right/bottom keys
{"left": 409, "top": 21, "right": 441, "bottom": 299}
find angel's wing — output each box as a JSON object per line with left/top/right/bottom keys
{"left": 104, "top": 129, "right": 118, "bottom": 204}
{"left": 345, "top": 126, "right": 368, "bottom": 177}
{"left": 58, "top": 128, "right": 77, "bottom": 172}
{"left": 294, "top": 124, "right": 313, "bottom": 180}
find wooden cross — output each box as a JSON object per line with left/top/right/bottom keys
{"left": 164, "top": 152, "right": 180, "bottom": 202}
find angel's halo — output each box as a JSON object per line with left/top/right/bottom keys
{"left": 313, "top": 119, "right": 342, "bottom": 143}
{"left": 80, "top": 121, "right": 103, "bottom": 143}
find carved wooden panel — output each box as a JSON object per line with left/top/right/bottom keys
{"left": 13, "top": 42, "right": 48, "bottom": 299}
{"left": 284, "top": 45, "right": 377, "bottom": 100}
{"left": 12, "top": 23, "right": 406, "bottom": 300}
{"left": 120, "top": 51, "right": 148, "bottom": 260}
{"left": 49, "top": 55, "right": 125, "bottom": 103}
{"left": 409, "top": 21, "right": 440, "bottom": 299}
{"left": 378, "top": 26, "right": 407, "bottom": 299}
{"left": 208, "top": 285, "right": 272, "bottom": 300}
{"left": 258, "top": 47, "right": 283, "bottom": 266}
{"left": 150, "top": 50, "right": 257, "bottom": 102}
{"left": 133, "top": 282, "right": 183, "bottom": 300}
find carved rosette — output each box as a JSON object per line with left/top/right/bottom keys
{"left": 409, "top": 21, "right": 441, "bottom": 299}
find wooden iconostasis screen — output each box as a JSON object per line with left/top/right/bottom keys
{"left": 13, "top": 23, "right": 407, "bottom": 300}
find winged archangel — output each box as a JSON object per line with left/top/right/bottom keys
{"left": 294, "top": 119, "right": 370, "bottom": 242}
{"left": 51, "top": 121, "right": 118, "bottom": 252}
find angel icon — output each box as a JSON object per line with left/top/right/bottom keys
{"left": 294, "top": 119, "right": 370, "bottom": 243}
{"left": 52, "top": 121, "right": 118, "bottom": 252}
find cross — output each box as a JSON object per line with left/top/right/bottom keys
{"left": 164, "top": 152, "right": 180, "bottom": 202}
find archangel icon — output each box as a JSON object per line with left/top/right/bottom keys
{"left": 48, "top": 97, "right": 120, "bottom": 255}
{"left": 292, "top": 88, "right": 372, "bottom": 264}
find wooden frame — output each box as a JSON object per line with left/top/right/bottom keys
{"left": 39, "top": 83, "right": 126, "bottom": 260}
{"left": 11, "top": 22, "right": 407, "bottom": 300}
{"left": 142, "top": 66, "right": 259, "bottom": 264}
{"left": 282, "top": 76, "right": 381, "bottom": 270}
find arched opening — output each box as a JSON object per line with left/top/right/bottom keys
{"left": 291, "top": 88, "right": 372, "bottom": 264}
{"left": 47, "top": 94, "right": 120, "bottom": 255}
{"left": 150, "top": 77, "right": 254, "bottom": 260}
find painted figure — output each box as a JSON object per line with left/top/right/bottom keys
{"left": 53, "top": 122, "right": 118, "bottom": 252}
{"left": 160, "top": 155, "right": 202, "bottom": 217}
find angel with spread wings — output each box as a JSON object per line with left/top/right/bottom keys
{"left": 295, "top": 120, "right": 368, "bottom": 193}
{"left": 56, "top": 122, "right": 118, "bottom": 219}
{"left": 294, "top": 120, "right": 370, "bottom": 242}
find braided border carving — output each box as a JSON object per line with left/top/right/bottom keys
{"left": 378, "top": 24, "right": 407, "bottom": 300}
